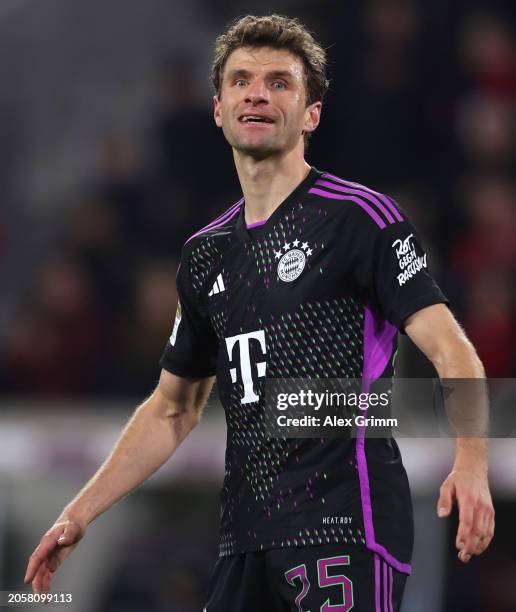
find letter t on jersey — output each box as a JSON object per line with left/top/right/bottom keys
{"left": 225, "top": 330, "right": 267, "bottom": 404}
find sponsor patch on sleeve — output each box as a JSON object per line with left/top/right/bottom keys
{"left": 392, "top": 234, "right": 428, "bottom": 286}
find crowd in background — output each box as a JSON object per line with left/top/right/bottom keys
{"left": 1, "top": 3, "right": 515, "bottom": 395}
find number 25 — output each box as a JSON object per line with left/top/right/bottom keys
{"left": 285, "top": 555, "right": 354, "bottom": 611}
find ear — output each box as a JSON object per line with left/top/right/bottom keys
{"left": 303, "top": 101, "right": 322, "bottom": 135}
{"left": 213, "top": 94, "right": 223, "bottom": 128}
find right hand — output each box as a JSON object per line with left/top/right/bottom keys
{"left": 24, "top": 517, "right": 86, "bottom": 593}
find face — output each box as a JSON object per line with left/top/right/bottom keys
{"left": 214, "top": 46, "right": 321, "bottom": 158}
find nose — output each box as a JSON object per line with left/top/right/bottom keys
{"left": 245, "top": 78, "right": 269, "bottom": 105}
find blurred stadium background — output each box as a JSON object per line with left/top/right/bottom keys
{"left": 0, "top": 0, "right": 514, "bottom": 610}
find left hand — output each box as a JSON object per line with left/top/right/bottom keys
{"left": 437, "top": 468, "right": 494, "bottom": 563}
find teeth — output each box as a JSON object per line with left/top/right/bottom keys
{"left": 241, "top": 116, "right": 268, "bottom": 122}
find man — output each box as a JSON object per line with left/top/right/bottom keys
{"left": 25, "top": 14, "right": 494, "bottom": 611}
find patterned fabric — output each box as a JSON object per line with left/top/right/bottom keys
{"left": 160, "top": 167, "right": 448, "bottom": 571}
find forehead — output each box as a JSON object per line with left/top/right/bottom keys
{"left": 223, "top": 46, "right": 305, "bottom": 81}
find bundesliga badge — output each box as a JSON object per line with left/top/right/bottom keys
{"left": 169, "top": 301, "right": 182, "bottom": 346}
{"left": 275, "top": 239, "right": 313, "bottom": 282}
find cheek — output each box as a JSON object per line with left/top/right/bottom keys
{"left": 286, "top": 103, "right": 308, "bottom": 128}
{"left": 285, "top": 94, "right": 307, "bottom": 121}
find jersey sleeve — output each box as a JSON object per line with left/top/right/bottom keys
{"left": 350, "top": 208, "right": 449, "bottom": 331}
{"left": 159, "top": 249, "right": 218, "bottom": 377}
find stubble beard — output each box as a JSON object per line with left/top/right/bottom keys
{"left": 235, "top": 138, "right": 281, "bottom": 160}
{"left": 226, "top": 124, "right": 282, "bottom": 160}
{"left": 227, "top": 121, "right": 303, "bottom": 161}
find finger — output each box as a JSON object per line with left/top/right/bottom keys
{"left": 41, "top": 567, "right": 48, "bottom": 594}
{"left": 437, "top": 482, "right": 454, "bottom": 517}
{"left": 32, "top": 563, "right": 47, "bottom": 594}
{"left": 461, "top": 500, "right": 491, "bottom": 561}
{"left": 459, "top": 534, "right": 480, "bottom": 562}
{"left": 472, "top": 511, "right": 489, "bottom": 556}
{"left": 25, "top": 547, "right": 47, "bottom": 584}
{"left": 469, "top": 500, "right": 492, "bottom": 554}
{"left": 49, "top": 542, "right": 75, "bottom": 572}
{"left": 25, "top": 532, "right": 62, "bottom": 582}
{"left": 473, "top": 536, "right": 485, "bottom": 556}
{"left": 31, "top": 565, "right": 42, "bottom": 593}
{"left": 486, "top": 514, "right": 495, "bottom": 548}
{"left": 473, "top": 505, "right": 488, "bottom": 541}
{"left": 48, "top": 551, "right": 61, "bottom": 574}
{"left": 44, "top": 568, "right": 53, "bottom": 594}
{"left": 466, "top": 505, "right": 486, "bottom": 552}
{"left": 460, "top": 525, "right": 481, "bottom": 561}
{"left": 26, "top": 549, "right": 50, "bottom": 585}
{"left": 475, "top": 513, "right": 495, "bottom": 555}
{"left": 38, "top": 566, "right": 50, "bottom": 594}
{"left": 40, "top": 569, "right": 47, "bottom": 595}
{"left": 456, "top": 499, "right": 474, "bottom": 551}
{"left": 25, "top": 557, "right": 39, "bottom": 585}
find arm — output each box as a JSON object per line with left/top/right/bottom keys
{"left": 404, "top": 303, "right": 495, "bottom": 563}
{"left": 24, "top": 369, "right": 214, "bottom": 592}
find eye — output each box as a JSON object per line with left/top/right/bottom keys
{"left": 235, "top": 79, "right": 248, "bottom": 87}
{"left": 272, "top": 81, "right": 287, "bottom": 90}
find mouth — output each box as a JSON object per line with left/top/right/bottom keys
{"left": 238, "top": 114, "right": 275, "bottom": 124}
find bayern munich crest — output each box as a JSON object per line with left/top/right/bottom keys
{"left": 275, "top": 239, "right": 313, "bottom": 282}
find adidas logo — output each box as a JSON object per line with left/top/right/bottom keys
{"left": 208, "top": 273, "right": 225, "bottom": 296}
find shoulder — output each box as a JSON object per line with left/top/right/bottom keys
{"left": 178, "top": 197, "right": 243, "bottom": 292}
{"left": 308, "top": 170, "right": 405, "bottom": 231}
{"left": 181, "top": 197, "right": 243, "bottom": 256}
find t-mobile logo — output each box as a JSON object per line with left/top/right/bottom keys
{"left": 225, "top": 330, "right": 267, "bottom": 404}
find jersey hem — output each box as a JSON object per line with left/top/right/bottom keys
{"left": 218, "top": 537, "right": 412, "bottom": 575}
{"left": 159, "top": 359, "right": 216, "bottom": 379}
{"left": 365, "top": 541, "right": 412, "bottom": 575}
{"left": 393, "top": 291, "right": 449, "bottom": 333}
{"left": 219, "top": 535, "right": 366, "bottom": 556}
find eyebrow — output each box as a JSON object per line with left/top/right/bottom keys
{"left": 226, "top": 68, "right": 295, "bottom": 81}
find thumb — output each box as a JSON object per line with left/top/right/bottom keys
{"left": 57, "top": 522, "right": 81, "bottom": 546}
{"left": 437, "top": 483, "right": 453, "bottom": 518}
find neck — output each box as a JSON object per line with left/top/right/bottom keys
{"left": 233, "top": 146, "right": 311, "bottom": 225}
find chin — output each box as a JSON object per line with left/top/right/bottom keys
{"left": 235, "top": 139, "right": 282, "bottom": 159}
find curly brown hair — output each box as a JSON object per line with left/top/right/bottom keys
{"left": 212, "top": 14, "right": 329, "bottom": 107}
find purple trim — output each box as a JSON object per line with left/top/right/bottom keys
{"left": 204, "top": 198, "right": 243, "bottom": 228}
{"left": 246, "top": 219, "right": 267, "bottom": 229}
{"left": 315, "top": 179, "right": 395, "bottom": 224}
{"left": 362, "top": 307, "right": 398, "bottom": 380}
{"left": 322, "top": 173, "right": 404, "bottom": 222}
{"left": 369, "top": 541, "right": 411, "bottom": 576}
{"left": 389, "top": 566, "right": 394, "bottom": 612}
{"left": 383, "top": 562, "right": 388, "bottom": 612}
{"left": 185, "top": 199, "right": 243, "bottom": 244}
{"left": 356, "top": 307, "right": 412, "bottom": 575}
{"left": 308, "top": 188, "right": 387, "bottom": 229}
{"left": 199, "top": 199, "right": 242, "bottom": 231}
{"left": 185, "top": 201, "right": 242, "bottom": 244}
{"left": 374, "top": 554, "right": 381, "bottom": 612}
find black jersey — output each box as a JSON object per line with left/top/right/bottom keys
{"left": 160, "top": 167, "right": 447, "bottom": 574}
